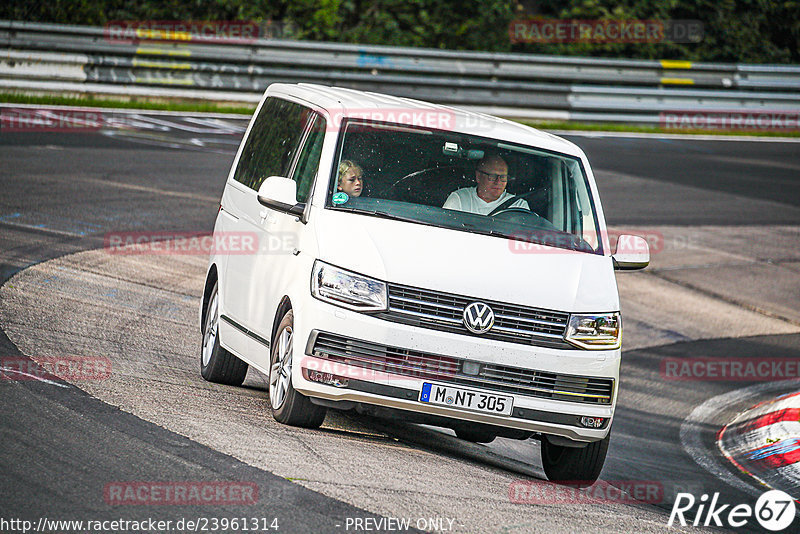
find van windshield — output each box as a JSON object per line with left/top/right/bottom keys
{"left": 327, "top": 119, "right": 603, "bottom": 254}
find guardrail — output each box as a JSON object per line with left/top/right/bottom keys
{"left": 2, "top": 19, "right": 800, "bottom": 125}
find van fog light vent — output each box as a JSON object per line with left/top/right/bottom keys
{"left": 306, "top": 369, "right": 349, "bottom": 388}
{"left": 579, "top": 416, "right": 605, "bottom": 428}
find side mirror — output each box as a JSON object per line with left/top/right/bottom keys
{"left": 257, "top": 176, "right": 305, "bottom": 217}
{"left": 612, "top": 234, "right": 650, "bottom": 270}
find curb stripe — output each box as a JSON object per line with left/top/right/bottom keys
{"left": 743, "top": 408, "right": 800, "bottom": 432}
{"left": 716, "top": 386, "right": 800, "bottom": 499}
{"left": 745, "top": 438, "right": 800, "bottom": 469}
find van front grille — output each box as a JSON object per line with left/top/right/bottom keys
{"left": 310, "top": 331, "right": 613, "bottom": 404}
{"left": 373, "top": 282, "right": 573, "bottom": 349}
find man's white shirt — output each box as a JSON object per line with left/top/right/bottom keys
{"left": 442, "top": 187, "right": 529, "bottom": 215}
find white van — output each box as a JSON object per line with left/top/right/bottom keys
{"left": 200, "top": 83, "right": 649, "bottom": 484}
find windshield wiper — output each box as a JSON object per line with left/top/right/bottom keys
{"left": 335, "top": 207, "right": 432, "bottom": 226}
{"left": 507, "top": 229, "right": 594, "bottom": 253}
{"left": 458, "top": 225, "right": 503, "bottom": 237}
{"left": 462, "top": 226, "right": 592, "bottom": 252}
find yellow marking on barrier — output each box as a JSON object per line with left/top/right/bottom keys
{"left": 661, "top": 77, "right": 695, "bottom": 85}
{"left": 133, "top": 76, "right": 195, "bottom": 86}
{"left": 132, "top": 58, "right": 192, "bottom": 70}
{"left": 660, "top": 60, "right": 693, "bottom": 69}
{"left": 135, "top": 28, "right": 192, "bottom": 41}
{"left": 135, "top": 47, "right": 192, "bottom": 57}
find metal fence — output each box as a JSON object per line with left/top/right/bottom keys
{"left": 2, "top": 19, "right": 800, "bottom": 125}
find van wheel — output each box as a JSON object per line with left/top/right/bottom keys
{"left": 201, "top": 282, "right": 248, "bottom": 385}
{"left": 269, "top": 310, "right": 326, "bottom": 428}
{"left": 455, "top": 427, "right": 496, "bottom": 444}
{"left": 541, "top": 433, "right": 609, "bottom": 487}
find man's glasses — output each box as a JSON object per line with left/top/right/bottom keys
{"left": 477, "top": 169, "right": 510, "bottom": 183}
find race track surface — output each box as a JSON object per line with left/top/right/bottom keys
{"left": 1, "top": 112, "right": 799, "bottom": 533}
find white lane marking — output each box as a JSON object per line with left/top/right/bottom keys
{"left": 0, "top": 366, "right": 70, "bottom": 388}
{"left": 76, "top": 177, "right": 219, "bottom": 203}
{"left": 0, "top": 219, "right": 86, "bottom": 237}
{"left": 131, "top": 115, "right": 242, "bottom": 134}
{"left": 705, "top": 155, "right": 800, "bottom": 173}
{"left": 4, "top": 103, "right": 797, "bottom": 142}
{"left": 183, "top": 117, "right": 247, "bottom": 133}
{"left": 101, "top": 130, "right": 240, "bottom": 152}
{"left": 681, "top": 379, "right": 800, "bottom": 498}
{"left": 552, "top": 130, "right": 800, "bottom": 143}
{"left": 0, "top": 102, "right": 249, "bottom": 120}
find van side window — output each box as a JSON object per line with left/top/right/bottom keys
{"left": 292, "top": 114, "right": 326, "bottom": 202}
{"left": 233, "top": 97, "right": 308, "bottom": 191}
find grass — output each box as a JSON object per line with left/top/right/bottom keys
{"left": 2, "top": 92, "right": 798, "bottom": 137}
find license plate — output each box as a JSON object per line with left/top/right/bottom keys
{"left": 419, "top": 383, "right": 514, "bottom": 416}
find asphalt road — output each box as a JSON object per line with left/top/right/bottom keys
{"left": 1, "top": 112, "right": 799, "bottom": 533}
{"left": 0, "top": 124, "right": 400, "bottom": 532}
{"left": 573, "top": 134, "right": 800, "bottom": 226}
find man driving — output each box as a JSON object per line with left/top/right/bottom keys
{"left": 443, "top": 152, "right": 529, "bottom": 215}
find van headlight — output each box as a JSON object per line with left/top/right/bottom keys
{"left": 565, "top": 313, "right": 621, "bottom": 350}
{"left": 311, "top": 260, "right": 388, "bottom": 311}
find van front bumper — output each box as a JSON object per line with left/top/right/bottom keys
{"left": 292, "top": 300, "right": 619, "bottom": 443}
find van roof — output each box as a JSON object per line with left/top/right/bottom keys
{"left": 267, "top": 83, "right": 583, "bottom": 157}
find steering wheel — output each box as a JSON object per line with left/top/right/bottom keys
{"left": 389, "top": 165, "right": 467, "bottom": 205}
{"left": 390, "top": 165, "right": 461, "bottom": 189}
{"left": 487, "top": 188, "right": 548, "bottom": 217}
{"left": 491, "top": 207, "right": 530, "bottom": 216}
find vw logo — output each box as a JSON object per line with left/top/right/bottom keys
{"left": 463, "top": 302, "right": 494, "bottom": 334}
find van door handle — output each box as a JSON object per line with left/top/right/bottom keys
{"left": 259, "top": 209, "right": 268, "bottom": 222}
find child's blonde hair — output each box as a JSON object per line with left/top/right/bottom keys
{"left": 338, "top": 160, "right": 362, "bottom": 185}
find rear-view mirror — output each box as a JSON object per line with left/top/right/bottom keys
{"left": 612, "top": 234, "right": 650, "bottom": 270}
{"left": 257, "top": 176, "right": 305, "bottom": 217}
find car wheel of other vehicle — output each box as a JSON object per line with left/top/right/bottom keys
{"left": 269, "top": 309, "right": 326, "bottom": 428}
{"left": 541, "top": 433, "right": 609, "bottom": 487}
{"left": 201, "top": 282, "right": 248, "bottom": 385}
{"left": 454, "top": 427, "right": 496, "bottom": 444}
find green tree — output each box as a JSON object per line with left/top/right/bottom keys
{"left": 0, "top": 0, "right": 796, "bottom": 63}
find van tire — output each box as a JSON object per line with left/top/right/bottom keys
{"left": 200, "top": 283, "right": 249, "bottom": 386}
{"left": 541, "top": 433, "right": 609, "bottom": 486}
{"left": 269, "top": 310, "right": 326, "bottom": 428}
